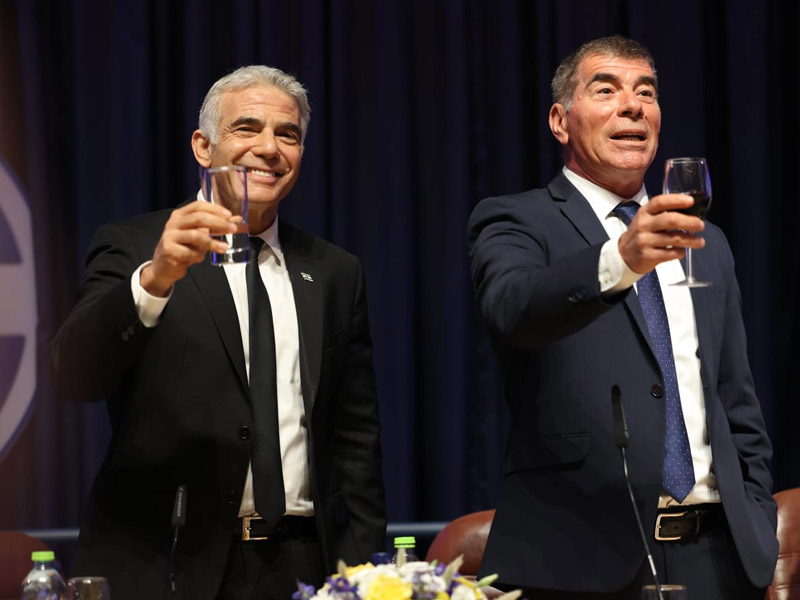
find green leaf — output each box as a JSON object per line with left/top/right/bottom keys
{"left": 475, "top": 573, "right": 499, "bottom": 588}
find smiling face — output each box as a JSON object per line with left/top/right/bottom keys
{"left": 192, "top": 85, "right": 303, "bottom": 233}
{"left": 549, "top": 53, "right": 661, "bottom": 198}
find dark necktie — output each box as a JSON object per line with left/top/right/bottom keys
{"left": 246, "top": 237, "right": 286, "bottom": 525}
{"left": 613, "top": 201, "right": 696, "bottom": 502}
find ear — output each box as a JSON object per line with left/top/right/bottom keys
{"left": 191, "top": 130, "right": 212, "bottom": 167}
{"left": 548, "top": 104, "right": 569, "bottom": 146}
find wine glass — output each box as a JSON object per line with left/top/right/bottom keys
{"left": 67, "top": 576, "right": 111, "bottom": 600}
{"left": 662, "top": 157, "right": 712, "bottom": 287}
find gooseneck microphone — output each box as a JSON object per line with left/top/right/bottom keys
{"left": 611, "top": 386, "right": 665, "bottom": 600}
{"left": 170, "top": 485, "right": 188, "bottom": 596}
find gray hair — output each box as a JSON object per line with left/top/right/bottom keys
{"left": 551, "top": 35, "right": 657, "bottom": 111}
{"left": 198, "top": 65, "right": 311, "bottom": 145}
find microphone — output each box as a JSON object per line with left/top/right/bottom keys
{"left": 611, "top": 386, "right": 664, "bottom": 600}
{"left": 172, "top": 485, "right": 187, "bottom": 528}
{"left": 169, "top": 485, "right": 187, "bottom": 596}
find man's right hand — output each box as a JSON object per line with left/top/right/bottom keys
{"left": 618, "top": 193, "right": 706, "bottom": 275}
{"left": 140, "top": 200, "right": 236, "bottom": 297}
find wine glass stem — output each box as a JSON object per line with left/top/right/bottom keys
{"left": 685, "top": 248, "right": 694, "bottom": 281}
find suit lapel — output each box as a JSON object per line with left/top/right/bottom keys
{"left": 549, "top": 174, "right": 609, "bottom": 247}
{"left": 188, "top": 260, "right": 249, "bottom": 393}
{"left": 550, "top": 173, "right": 656, "bottom": 359}
{"left": 280, "top": 222, "right": 323, "bottom": 413}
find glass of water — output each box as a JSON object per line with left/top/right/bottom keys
{"left": 201, "top": 165, "right": 249, "bottom": 265}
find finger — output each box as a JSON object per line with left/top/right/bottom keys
{"left": 649, "top": 211, "right": 705, "bottom": 234}
{"left": 177, "top": 199, "right": 233, "bottom": 218}
{"left": 645, "top": 193, "right": 694, "bottom": 214}
{"left": 167, "top": 209, "right": 238, "bottom": 236}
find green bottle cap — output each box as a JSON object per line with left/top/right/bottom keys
{"left": 31, "top": 551, "right": 55, "bottom": 562}
{"left": 393, "top": 536, "right": 416, "bottom": 547}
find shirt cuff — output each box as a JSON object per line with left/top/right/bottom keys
{"left": 131, "top": 261, "right": 171, "bottom": 328}
{"left": 599, "top": 239, "right": 643, "bottom": 294}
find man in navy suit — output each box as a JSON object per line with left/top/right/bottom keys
{"left": 468, "top": 36, "right": 777, "bottom": 600}
{"left": 52, "top": 66, "right": 386, "bottom": 600}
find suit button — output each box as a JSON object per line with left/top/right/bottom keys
{"left": 239, "top": 426, "right": 251, "bottom": 440}
{"left": 651, "top": 384, "right": 664, "bottom": 398}
{"left": 227, "top": 489, "right": 237, "bottom": 505}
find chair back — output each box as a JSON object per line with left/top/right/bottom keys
{"left": 767, "top": 488, "right": 800, "bottom": 600}
{"left": 0, "top": 531, "right": 52, "bottom": 600}
{"left": 425, "top": 509, "right": 495, "bottom": 576}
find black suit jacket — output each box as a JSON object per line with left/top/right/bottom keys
{"left": 467, "top": 174, "right": 777, "bottom": 592}
{"left": 52, "top": 207, "right": 386, "bottom": 600}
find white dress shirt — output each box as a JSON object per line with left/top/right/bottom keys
{"left": 563, "top": 167, "right": 720, "bottom": 507}
{"left": 131, "top": 197, "right": 312, "bottom": 518}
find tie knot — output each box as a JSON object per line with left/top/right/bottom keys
{"left": 249, "top": 237, "right": 265, "bottom": 262}
{"left": 613, "top": 201, "right": 640, "bottom": 226}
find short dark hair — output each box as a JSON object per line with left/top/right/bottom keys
{"left": 551, "top": 35, "right": 657, "bottom": 110}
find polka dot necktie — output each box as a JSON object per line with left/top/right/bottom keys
{"left": 613, "top": 201, "right": 696, "bottom": 502}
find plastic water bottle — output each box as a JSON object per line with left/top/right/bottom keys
{"left": 392, "top": 536, "right": 420, "bottom": 565}
{"left": 21, "top": 551, "right": 66, "bottom": 600}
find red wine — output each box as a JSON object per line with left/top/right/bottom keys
{"left": 676, "top": 191, "right": 711, "bottom": 219}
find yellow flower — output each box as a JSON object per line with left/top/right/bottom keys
{"left": 454, "top": 577, "right": 477, "bottom": 589}
{"left": 364, "top": 574, "right": 413, "bottom": 600}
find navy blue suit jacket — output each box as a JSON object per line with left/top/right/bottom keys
{"left": 468, "top": 173, "right": 777, "bottom": 592}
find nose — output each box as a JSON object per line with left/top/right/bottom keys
{"left": 618, "top": 89, "right": 643, "bottom": 118}
{"left": 252, "top": 129, "right": 280, "bottom": 158}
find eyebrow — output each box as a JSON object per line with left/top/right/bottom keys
{"left": 227, "top": 116, "right": 302, "bottom": 138}
{"left": 228, "top": 116, "right": 263, "bottom": 129}
{"left": 587, "top": 72, "right": 658, "bottom": 91}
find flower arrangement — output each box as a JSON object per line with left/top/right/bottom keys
{"left": 293, "top": 553, "right": 522, "bottom": 600}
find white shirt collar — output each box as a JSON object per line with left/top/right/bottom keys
{"left": 561, "top": 166, "right": 649, "bottom": 223}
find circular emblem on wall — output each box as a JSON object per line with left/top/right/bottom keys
{"left": 0, "top": 157, "right": 37, "bottom": 460}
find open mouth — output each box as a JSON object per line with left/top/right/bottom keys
{"left": 246, "top": 167, "right": 284, "bottom": 178}
{"left": 611, "top": 132, "right": 646, "bottom": 142}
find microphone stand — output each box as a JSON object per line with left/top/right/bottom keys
{"left": 611, "top": 386, "right": 665, "bottom": 600}
{"left": 170, "top": 485, "right": 187, "bottom": 598}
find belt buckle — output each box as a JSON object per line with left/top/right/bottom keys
{"left": 654, "top": 511, "right": 686, "bottom": 541}
{"left": 242, "top": 516, "right": 269, "bottom": 541}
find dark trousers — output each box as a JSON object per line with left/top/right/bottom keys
{"left": 216, "top": 537, "right": 326, "bottom": 600}
{"left": 520, "top": 525, "right": 764, "bottom": 600}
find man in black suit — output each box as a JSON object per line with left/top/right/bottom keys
{"left": 52, "top": 66, "right": 386, "bottom": 600}
{"left": 468, "top": 36, "right": 777, "bottom": 600}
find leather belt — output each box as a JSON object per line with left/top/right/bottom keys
{"left": 236, "top": 515, "right": 317, "bottom": 542}
{"left": 654, "top": 503, "right": 725, "bottom": 541}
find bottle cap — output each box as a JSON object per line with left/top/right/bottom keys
{"left": 31, "top": 551, "right": 55, "bottom": 562}
{"left": 393, "top": 536, "right": 416, "bottom": 547}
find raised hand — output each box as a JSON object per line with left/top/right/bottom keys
{"left": 618, "top": 193, "right": 705, "bottom": 275}
{"left": 140, "top": 200, "right": 237, "bottom": 296}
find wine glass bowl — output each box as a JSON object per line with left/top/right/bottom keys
{"left": 662, "top": 157, "right": 712, "bottom": 287}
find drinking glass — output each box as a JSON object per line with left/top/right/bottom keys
{"left": 67, "top": 576, "right": 111, "bottom": 600}
{"left": 642, "top": 584, "right": 687, "bottom": 600}
{"left": 201, "top": 165, "right": 249, "bottom": 265}
{"left": 662, "top": 157, "right": 712, "bottom": 287}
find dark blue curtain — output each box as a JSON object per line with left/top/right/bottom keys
{"left": 1, "top": 0, "right": 799, "bottom": 553}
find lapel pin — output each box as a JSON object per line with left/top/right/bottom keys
{"left": 300, "top": 272, "right": 314, "bottom": 282}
